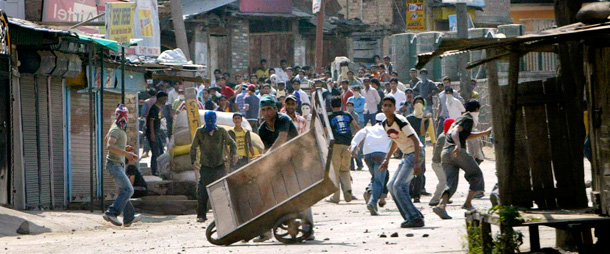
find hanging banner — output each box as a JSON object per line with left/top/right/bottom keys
{"left": 42, "top": 0, "right": 117, "bottom": 34}
{"left": 105, "top": 2, "right": 135, "bottom": 44}
{"left": 406, "top": 0, "right": 425, "bottom": 31}
{"left": 132, "top": 0, "right": 160, "bottom": 56}
{"left": 185, "top": 87, "right": 201, "bottom": 139}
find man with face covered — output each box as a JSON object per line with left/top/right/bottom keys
{"left": 406, "top": 96, "right": 432, "bottom": 203}
{"left": 412, "top": 69, "right": 439, "bottom": 112}
{"left": 103, "top": 105, "right": 142, "bottom": 227}
{"left": 190, "top": 111, "right": 237, "bottom": 222}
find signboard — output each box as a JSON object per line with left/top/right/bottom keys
{"left": 240, "top": 0, "right": 292, "bottom": 13}
{"left": 312, "top": 0, "right": 321, "bottom": 14}
{"left": 185, "top": 87, "right": 201, "bottom": 139}
{"left": 0, "top": 11, "right": 10, "bottom": 55}
{"left": 132, "top": 0, "right": 160, "bottom": 56}
{"left": 442, "top": 0, "right": 485, "bottom": 7}
{"left": 42, "top": 0, "right": 116, "bottom": 34}
{"left": 105, "top": 2, "right": 135, "bottom": 44}
{"left": 407, "top": 0, "right": 425, "bottom": 31}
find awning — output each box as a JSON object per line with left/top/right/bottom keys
{"left": 182, "top": 0, "right": 238, "bottom": 19}
{"left": 76, "top": 34, "right": 120, "bottom": 52}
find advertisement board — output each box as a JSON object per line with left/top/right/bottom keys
{"left": 105, "top": 2, "right": 135, "bottom": 44}
{"left": 42, "top": 0, "right": 117, "bottom": 34}
{"left": 240, "top": 0, "right": 292, "bottom": 13}
{"left": 406, "top": 0, "right": 425, "bottom": 31}
{"left": 132, "top": 0, "right": 160, "bottom": 56}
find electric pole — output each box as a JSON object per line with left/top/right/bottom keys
{"left": 171, "top": 0, "right": 191, "bottom": 60}
{"left": 456, "top": 2, "right": 471, "bottom": 101}
{"left": 315, "top": 0, "right": 325, "bottom": 74}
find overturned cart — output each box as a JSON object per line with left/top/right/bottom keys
{"left": 205, "top": 94, "right": 339, "bottom": 245}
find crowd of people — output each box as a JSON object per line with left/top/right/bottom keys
{"left": 103, "top": 55, "right": 492, "bottom": 232}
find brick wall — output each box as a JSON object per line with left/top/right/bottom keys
{"left": 475, "top": 0, "right": 513, "bottom": 26}
{"left": 337, "top": 0, "right": 394, "bottom": 26}
{"left": 230, "top": 18, "right": 250, "bottom": 74}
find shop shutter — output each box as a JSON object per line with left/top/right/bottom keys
{"left": 20, "top": 75, "right": 39, "bottom": 208}
{"left": 50, "top": 77, "right": 65, "bottom": 207}
{"left": 101, "top": 93, "right": 121, "bottom": 199}
{"left": 70, "top": 89, "right": 94, "bottom": 202}
{"left": 37, "top": 76, "right": 52, "bottom": 208}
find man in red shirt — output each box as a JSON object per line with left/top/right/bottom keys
{"left": 218, "top": 77, "right": 235, "bottom": 99}
{"left": 340, "top": 80, "right": 353, "bottom": 111}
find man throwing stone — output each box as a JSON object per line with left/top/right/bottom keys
{"left": 379, "top": 96, "right": 425, "bottom": 228}
{"left": 433, "top": 100, "right": 492, "bottom": 219}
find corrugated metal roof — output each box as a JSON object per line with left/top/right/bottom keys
{"left": 416, "top": 22, "right": 610, "bottom": 69}
{"left": 182, "top": 0, "right": 238, "bottom": 19}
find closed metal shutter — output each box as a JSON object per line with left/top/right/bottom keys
{"left": 70, "top": 89, "right": 94, "bottom": 202}
{"left": 50, "top": 77, "right": 65, "bottom": 207}
{"left": 20, "top": 75, "right": 39, "bottom": 208}
{"left": 37, "top": 76, "right": 52, "bottom": 208}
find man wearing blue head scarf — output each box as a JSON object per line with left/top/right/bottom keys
{"left": 190, "top": 111, "right": 237, "bottom": 222}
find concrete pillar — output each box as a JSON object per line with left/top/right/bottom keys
{"left": 390, "top": 32, "right": 416, "bottom": 82}
{"left": 416, "top": 32, "right": 444, "bottom": 81}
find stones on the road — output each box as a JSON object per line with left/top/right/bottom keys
{"left": 423, "top": 234, "right": 429, "bottom": 237}
{"left": 406, "top": 233, "right": 414, "bottom": 237}
{"left": 390, "top": 232, "right": 399, "bottom": 237}
{"left": 16, "top": 221, "right": 29, "bottom": 235}
{"left": 323, "top": 238, "right": 330, "bottom": 241}
{"left": 364, "top": 229, "right": 369, "bottom": 233}
{"left": 379, "top": 233, "right": 387, "bottom": 238}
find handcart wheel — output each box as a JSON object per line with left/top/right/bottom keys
{"left": 273, "top": 213, "right": 313, "bottom": 244}
{"left": 206, "top": 221, "right": 224, "bottom": 245}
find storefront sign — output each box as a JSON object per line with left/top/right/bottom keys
{"left": 240, "top": 0, "right": 292, "bottom": 13}
{"left": 132, "top": 0, "right": 160, "bottom": 56}
{"left": 0, "top": 11, "right": 10, "bottom": 55}
{"left": 42, "top": 0, "right": 116, "bottom": 34}
{"left": 105, "top": 2, "right": 135, "bottom": 44}
{"left": 407, "top": 0, "right": 425, "bottom": 31}
{"left": 312, "top": 0, "right": 321, "bottom": 14}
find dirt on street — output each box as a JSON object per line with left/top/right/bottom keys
{"left": 0, "top": 146, "right": 589, "bottom": 253}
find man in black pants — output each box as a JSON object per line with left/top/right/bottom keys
{"left": 190, "top": 111, "right": 237, "bottom": 222}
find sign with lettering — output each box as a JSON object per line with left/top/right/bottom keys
{"left": 407, "top": 0, "right": 425, "bottom": 31}
{"left": 42, "top": 0, "right": 117, "bottom": 34}
{"left": 105, "top": 2, "right": 135, "bottom": 44}
{"left": 0, "top": 10, "right": 10, "bottom": 55}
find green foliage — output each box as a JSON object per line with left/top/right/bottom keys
{"left": 464, "top": 206, "right": 525, "bottom": 254}
{"left": 489, "top": 205, "right": 524, "bottom": 254}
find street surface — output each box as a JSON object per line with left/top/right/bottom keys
{"left": 1, "top": 146, "right": 589, "bottom": 253}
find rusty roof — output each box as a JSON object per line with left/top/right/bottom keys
{"left": 416, "top": 22, "right": 610, "bottom": 69}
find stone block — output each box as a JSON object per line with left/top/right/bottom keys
{"left": 498, "top": 24, "right": 524, "bottom": 38}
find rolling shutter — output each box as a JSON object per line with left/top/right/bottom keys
{"left": 20, "top": 74, "right": 39, "bottom": 208}
{"left": 101, "top": 92, "right": 121, "bottom": 199}
{"left": 37, "top": 76, "right": 52, "bottom": 207}
{"left": 70, "top": 89, "right": 94, "bottom": 202}
{"left": 50, "top": 77, "right": 65, "bottom": 207}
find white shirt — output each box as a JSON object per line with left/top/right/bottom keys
{"left": 382, "top": 114, "right": 422, "bottom": 154}
{"left": 295, "top": 89, "right": 310, "bottom": 105}
{"left": 167, "top": 87, "right": 178, "bottom": 106}
{"left": 274, "top": 68, "right": 290, "bottom": 83}
{"left": 350, "top": 124, "right": 391, "bottom": 155}
{"left": 446, "top": 96, "right": 466, "bottom": 119}
{"left": 438, "top": 91, "right": 465, "bottom": 118}
{"left": 388, "top": 90, "right": 406, "bottom": 113}
{"left": 362, "top": 86, "right": 381, "bottom": 114}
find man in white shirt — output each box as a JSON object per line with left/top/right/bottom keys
{"left": 379, "top": 96, "right": 425, "bottom": 228}
{"left": 361, "top": 77, "right": 381, "bottom": 126}
{"left": 387, "top": 78, "right": 406, "bottom": 113}
{"left": 292, "top": 80, "right": 310, "bottom": 107}
{"left": 436, "top": 78, "right": 465, "bottom": 136}
{"left": 274, "top": 59, "right": 290, "bottom": 83}
{"left": 445, "top": 87, "right": 465, "bottom": 120}
{"left": 350, "top": 113, "right": 391, "bottom": 216}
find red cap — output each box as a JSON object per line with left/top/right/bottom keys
{"left": 443, "top": 118, "right": 455, "bottom": 133}
{"left": 248, "top": 84, "right": 256, "bottom": 91}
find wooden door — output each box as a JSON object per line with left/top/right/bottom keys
{"left": 587, "top": 47, "right": 610, "bottom": 215}
{"left": 249, "top": 33, "right": 293, "bottom": 73}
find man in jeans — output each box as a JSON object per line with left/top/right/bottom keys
{"left": 380, "top": 96, "right": 425, "bottom": 228}
{"left": 350, "top": 113, "right": 391, "bottom": 215}
{"left": 433, "top": 100, "right": 492, "bottom": 220}
{"left": 190, "top": 111, "right": 237, "bottom": 222}
{"left": 103, "top": 105, "right": 142, "bottom": 227}
{"left": 146, "top": 91, "right": 168, "bottom": 176}
{"left": 362, "top": 77, "right": 381, "bottom": 126}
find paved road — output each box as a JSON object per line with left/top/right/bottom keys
{"left": 1, "top": 146, "right": 590, "bottom": 253}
